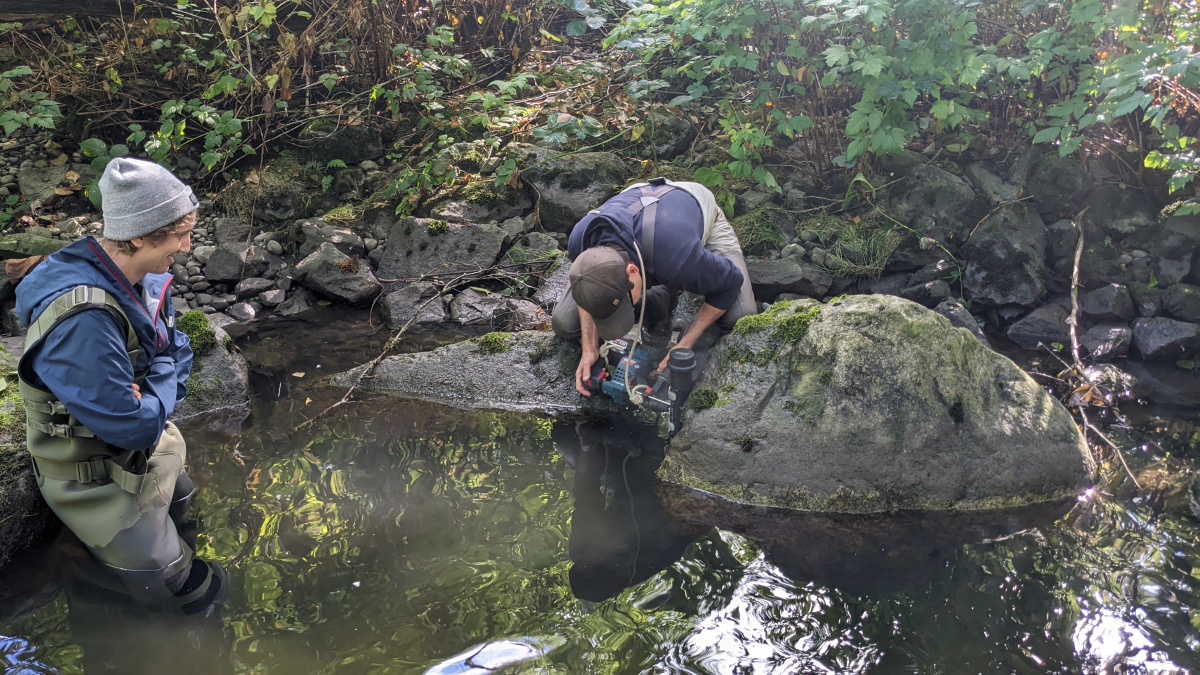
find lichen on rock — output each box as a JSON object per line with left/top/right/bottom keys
{"left": 664, "top": 294, "right": 1091, "bottom": 514}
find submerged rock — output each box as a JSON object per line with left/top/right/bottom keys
{"left": 381, "top": 282, "right": 446, "bottom": 328}
{"left": 665, "top": 295, "right": 1090, "bottom": 513}
{"left": 0, "top": 344, "right": 56, "bottom": 568}
{"left": 325, "top": 330, "right": 614, "bottom": 416}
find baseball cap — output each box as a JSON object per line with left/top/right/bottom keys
{"left": 570, "top": 247, "right": 635, "bottom": 341}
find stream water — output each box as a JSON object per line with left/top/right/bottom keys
{"left": 1, "top": 309, "right": 1199, "bottom": 674}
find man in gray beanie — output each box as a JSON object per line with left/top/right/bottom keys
{"left": 14, "top": 157, "right": 227, "bottom": 613}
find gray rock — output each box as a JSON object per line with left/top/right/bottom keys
{"left": 170, "top": 314, "right": 251, "bottom": 421}
{"left": 227, "top": 302, "right": 256, "bottom": 322}
{"left": 909, "top": 259, "right": 956, "bottom": 286}
{"left": 1081, "top": 323, "right": 1133, "bottom": 361}
{"left": 209, "top": 298, "right": 230, "bottom": 311}
{"left": 504, "top": 232, "right": 560, "bottom": 270}
{"left": 0, "top": 343, "right": 56, "bottom": 566}
{"left": 192, "top": 245, "right": 216, "bottom": 264}
{"left": 1006, "top": 303, "right": 1070, "bottom": 350}
{"left": 276, "top": 288, "right": 317, "bottom": 316}
{"left": 963, "top": 162, "right": 1020, "bottom": 202}
{"left": 1084, "top": 187, "right": 1156, "bottom": 238}
{"left": 191, "top": 281, "right": 211, "bottom": 293}
{"left": 1045, "top": 219, "right": 1079, "bottom": 263}
{"left": 495, "top": 298, "right": 547, "bottom": 331}
{"left": 1131, "top": 284, "right": 1162, "bottom": 317}
{"left": 377, "top": 218, "right": 507, "bottom": 280}
{"left": 642, "top": 110, "right": 695, "bottom": 160}
{"left": 1132, "top": 317, "right": 1200, "bottom": 361}
{"left": 1026, "top": 153, "right": 1092, "bottom": 217}
{"left": 880, "top": 164, "right": 974, "bottom": 225}
{"left": 932, "top": 297, "right": 989, "bottom": 346}
{"left": 865, "top": 273, "right": 912, "bottom": 296}
{"left": 195, "top": 293, "right": 214, "bottom": 306}
{"left": 204, "top": 243, "right": 267, "bottom": 283}
{"left": 900, "top": 280, "right": 952, "bottom": 307}
{"left": 298, "top": 121, "right": 382, "bottom": 165}
{"left": 258, "top": 289, "right": 286, "bottom": 308}
{"left": 1079, "top": 283, "right": 1135, "bottom": 321}
{"left": 424, "top": 182, "right": 531, "bottom": 224}
{"left": 234, "top": 277, "right": 275, "bottom": 299}
{"left": 745, "top": 258, "right": 833, "bottom": 298}
{"left": 213, "top": 217, "right": 251, "bottom": 244}
{"left": 499, "top": 216, "right": 528, "bottom": 241}
{"left": 294, "top": 218, "right": 365, "bottom": 259}
{"left": 380, "top": 282, "right": 447, "bottom": 328}
{"left": 325, "top": 330, "right": 614, "bottom": 416}
{"left": 1122, "top": 224, "right": 1197, "bottom": 287}
{"left": 1084, "top": 363, "right": 1148, "bottom": 400}
{"left": 0, "top": 233, "right": 66, "bottom": 259}
{"left": 532, "top": 253, "right": 571, "bottom": 310}
{"left": 16, "top": 163, "right": 69, "bottom": 203}
{"left": 363, "top": 238, "right": 378, "bottom": 252}
{"left": 293, "top": 243, "right": 382, "bottom": 304}
{"left": 1163, "top": 283, "right": 1200, "bottom": 322}
{"left": 962, "top": 203, "right": 1048, "bottom": 307}
{"left": 266, "top": 239, "right": 284, "bottom": 256}
{"left": 667, "top": 295, "right": 1089, "bottom": 513}
{"left": 506, "top": 144, "right": 629, "bottom": 233}
{"left": 449, "top": 288, "right": 506, "bottom": 325}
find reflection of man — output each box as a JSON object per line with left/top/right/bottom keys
{"left": 15, "top": 158, "right": 224, "bottom": 611}
{"left": 552, "top": 179, "right": 758, "bottom": 396}
{"left": 557, "top": 419, "right": 696, "bottom": 601}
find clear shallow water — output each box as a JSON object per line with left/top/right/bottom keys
{"left": 0, "top": 312, "right": 1198, "bottom": 674}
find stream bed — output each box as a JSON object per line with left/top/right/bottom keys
{"left": 1, "top": 310, "right": 1199, "bottom": 673}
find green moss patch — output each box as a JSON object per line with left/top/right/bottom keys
{"left": 688, "top": 388, "right": 719, "bottom": 411}
{"left": 178, "top": 310, "right": 217, "bottom": 356}
{"left": 728, "top": 301, "right": 821, "bottom": 366}
{"left": 427, "top": 220, "right": 450, "bottom": 236}
{"left": 475, "top": 332, "right": 511, "bottom": 355}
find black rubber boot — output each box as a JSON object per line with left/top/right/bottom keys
{"left": 640, "top": 286, "right": 675, "bottom": 349}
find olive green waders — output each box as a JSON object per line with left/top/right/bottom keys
{"left": 18, "top": 285, "right": 222, "bottom": 614}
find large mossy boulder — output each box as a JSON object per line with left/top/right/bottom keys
{"left": 170, "top": 312, "right": 251, "bottom": 425}
{"left": 0, "top": 344, "right": 56, "bottom": 567}
{"left": 664, "top": 295, "right": 1090, "bottom": 513}
{"left": 326, "top": 330, "right": 615, "bottom": 416}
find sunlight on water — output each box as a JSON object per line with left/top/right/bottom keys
{"left": 0, "top": 389, "right": 1197, "bottom": 674}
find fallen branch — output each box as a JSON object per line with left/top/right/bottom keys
{"left": 1066, "top": 207, "right": 1141, "bottom": 489}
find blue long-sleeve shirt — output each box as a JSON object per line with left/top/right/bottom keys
{"left": 566, "top": 186, "right": 745, "bottom": 310}
{"left": 16, "top": 237, "right": 192, "bottom": 450}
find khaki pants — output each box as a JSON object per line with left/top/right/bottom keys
{"left": 552, "top": 215, "right": 758, "bottom": 353}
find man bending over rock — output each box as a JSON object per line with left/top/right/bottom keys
{"left": 553, "top": 177, "right": 757, "bottom": 396}
{"left": 16, "top": 157, "right": 225, "bottom": 613}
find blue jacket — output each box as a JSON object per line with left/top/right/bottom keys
{"left": 16, "top": 237, "right": 192, "bottom": 451}
{"left": 566, "top": 187, "right": 745, "bottom": 310}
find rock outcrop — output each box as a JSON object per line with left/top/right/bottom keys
{"left": 664, "top": 295, "right": 1090, "bottom": 513}
{"left": 325, "top": 330, "right": 614, "bottom": 416}
{"left": 0, "top": 344, "right": 56, "bottom": 567}
{"left": 171, "top": 312, "right": 251, "bottom": 424}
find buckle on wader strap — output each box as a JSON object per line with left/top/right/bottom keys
{"left": 32, "top": 452, "right": 148, "bottom": 494}
{"left": 627, "top": 180, "right": 677, "bottom": 267}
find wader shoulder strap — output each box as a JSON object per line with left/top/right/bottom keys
{"left": 627, "top": 179, "right": 678, "bottom": 270}
{"left": 24, "top": 285, "right": 139, "bottom": 368}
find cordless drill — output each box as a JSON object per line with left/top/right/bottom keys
{"left": 583, "top": 339, "right": 696, "bottom": 436}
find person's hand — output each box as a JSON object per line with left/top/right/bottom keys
{"left": 575, "top": 349, "right": 600, "bottom": 396}
{"left": 131, "top": 383, "right": 142, "bottom": 401}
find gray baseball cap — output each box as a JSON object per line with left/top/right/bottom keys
{"left": 570, "top": 247, "right": 635, "bottom": 341}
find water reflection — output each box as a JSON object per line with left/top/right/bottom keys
{"left": 0, "top": 390, "right": 1197, "bottom": 673}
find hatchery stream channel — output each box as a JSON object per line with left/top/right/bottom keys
{"left": 1, "top": 306, "right": 1199, "bottom": 673}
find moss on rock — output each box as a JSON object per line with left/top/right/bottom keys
{"left": 178, "top": 310, "right": 217, "bottom": 356}
{"left": 475, "top": 332, "right": 512, "bottom": 355}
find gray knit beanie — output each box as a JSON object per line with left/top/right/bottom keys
{"left": 98, "top": 157, "right": 198, "bottom": 241}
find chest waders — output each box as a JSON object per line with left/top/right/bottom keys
{"left": 19, "top": 285, "right": 225, "bottom": 614}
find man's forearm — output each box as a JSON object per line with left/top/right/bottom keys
{"left": 677, "top": 303, "right": 726, "bottom": 348}
{"left": 579, "top": 306, "right": 600, "bottom": 353}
